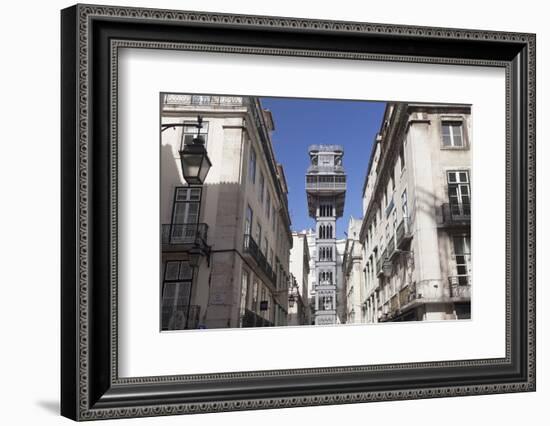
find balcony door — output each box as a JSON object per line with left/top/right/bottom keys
{"left": 161, "top": 260, "right": 194, "bottom": 330}
{"left": 452, "top": 235, "right": 471, "bottom": 286}
{"left": 447, "top": 171, "right": 470, "bottom": 218}
{"left": 171, "top": 187, "right": 201, "bottom": 243}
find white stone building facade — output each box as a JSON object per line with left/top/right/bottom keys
{"left": 160, "top": 94, "right": 293, "bottom": 330}
{"left": 288, "top": 232, "right": 311, "bottom": 326}
{"left": 359, "top": 102, "right": 472, "bottom": 323}
{"left": 342, "top": 217, "right": 364, "bottom": 324}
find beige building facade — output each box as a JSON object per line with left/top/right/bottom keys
{"left": 360, "top": 102, "right": 472, "bottom": 323}
{"left": 288, "top": 232, "right": 311, "bottom": 325}
{"left": 160, "top": 94, "right": 293, "bottom": 330}
{"left": 342, "top": 217, "right": 364, "bottom": 324}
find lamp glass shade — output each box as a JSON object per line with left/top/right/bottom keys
{"left": 188, "top": 251, "right": 202, "bottom": 268}
{"left": 179, "top": 141, "right": 212, "bottom": 185}
{"left": 288, "top": 295, "right": 295, "bottom": 308}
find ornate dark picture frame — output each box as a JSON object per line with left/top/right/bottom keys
{"left": 61, "top": 4, "right": 536, "bottom": 421}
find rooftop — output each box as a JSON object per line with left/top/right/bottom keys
{"left": 308, "top": 144, "right": 344, "bottom": 153}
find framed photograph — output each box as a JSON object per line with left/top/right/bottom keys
{"left": 61, "top": 4, "right": 536, "bottom": 421}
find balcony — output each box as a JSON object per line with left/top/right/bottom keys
{"left": 399, "top": 285, "right": 413, "bottom": 306}
{"left": 387, "top": 236, "right": 396, "bottom": 259}
{"left": 441, "top": 203, "right": 471, "bottom": 227}
{"left": 241, "top": 309, "right": 274, "bottom": 327}
{"left": 396, "top": 217, "right": 412, "bottom": 249}
{"left": 448, "top": 275, "right": 472, "bottom": 298}
{"left": 305, "top": 175, "right": 347, "bottom": 191}
{"left": 243, "top": 234, "right": 277, "bottom": 285}
{"left": 307, "top": 164, "right": 345, "bottom": 174}
{"left": 161, "top": 304, "right": 201, "bottom": 331}
{"left": 162, "top": 223, "right": 209, "bottom": 252}
{"left": 390, "top": 294, "right": 399, "bottom": 313}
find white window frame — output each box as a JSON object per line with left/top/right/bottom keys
{"left": 258, "top": 171, "right": 265, "bottom": 203}
{"left": 248, "top": 146, "right": 257, "bottom": 184}
{"left": 441, "top": 120, "right": 465, "bottom": 148}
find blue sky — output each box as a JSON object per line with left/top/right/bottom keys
{"left": 260, "top": 97, "right": 386, "bottom": 239}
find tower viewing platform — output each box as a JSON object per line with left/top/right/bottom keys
{"left": 306, "top": 145, "right": 347, "bottom": 218}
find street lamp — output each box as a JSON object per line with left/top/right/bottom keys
{"left": 188, "top": 249, "right": 202, "bottom": 268}
{"left": 288, "top": 293, "right": 296, "bottom": 308}
{"left": 179, "top": 116, "right": 212, "bottom": 185}
{"left": 382, "top": 259, "right": 393, "bottom": 278}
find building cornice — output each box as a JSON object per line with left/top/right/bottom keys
{"left": 359, "top": 103, "right": 408, "bottom": 241}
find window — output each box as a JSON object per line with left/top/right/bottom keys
{"left": 320, "top": 294, "right": 334, "bottom": 310}
{"left": 258, "top": 172, "right": 265, "bottom": 203}
{"left": 256, "top": 222, "right": 262, "bottom": 245}
{"left": 452, "top": 235, "right": 471, "bottom": 285}
{"left": 318, "top": 223, "right": 333, "bottom": 239}
{"left": 261, "top": 287, "right": 267, "bottom": 317}
{"left": 239, "top": 270, "right": 249, "bottom": 322}
{"left": 272, "top": 207, "right": 276, "bottom": 231}
{"left": 319, "top": 246, "right": 333, "bottom": 261}
{"left": 245, "top": 205, "right": 253, "bottom": 236}
{"left": 248, "top": 147, "right": 257, "bottom": 184}
{"left": 399, "top": 143, "right": 405, "bottom": 171}
{"left": 170, "top": 187, "right": 201, "bottom": 243}
{"left": 447, "top": 171, "right": 471, "bottom": 215}
{"left": 319, "top": 204, "right": 333, "bottom": 217}
{"left": 252, "top": 281, "right": 259, "bottom": 311}
{"left": 263, "top": 237, "right": 268, "bottom": 256}
{"left": 441, "top": 121, "right": 464, "bottom": 147}
{"left": 401, "top": 190, "right": 408, "bottom": 219}
{"left": 161, "top": 260, "right": 194, "bottom": 330}
{"left": 318, "top": 270, "right": 333, "bottom": 284}
{"left": 266, "top": 191, "right": 271, "bottom": 218}
{"left": 181, "top": 120, "right": 209, "bottom": 149}
{"left": 172, "top": 187, "right": 201, "bottom": 222}
{"left": 369, "top": 224, "right": 374, "bottom": 246}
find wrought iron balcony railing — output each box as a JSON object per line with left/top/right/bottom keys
{"left": 241, "top": 308, "right": 274, "bottom": 328}
{"left": 390, "top": 294, "right": 399, "bottom": 313}
{"left": 161, "top": 304, "right": 201, "bottom": 331}
{"left": 396, "top": 217, "right": 412, "bottom": 248}
{"left": 243, "top": 234, "right": 277, "bottom": 285}
{"left": 162, "top": 223, "right": 209, "bottom": 247}
{"left": 306, "top": 164, "right": 345, "bottom": 174}
{"left": 404, "top": 280, "right": 443, "bottom": 301}
{"left": 448, "top": 275, "right": 472, "bottom": 298}
{"left": 441, "top": 203, "right": 471, "bottom": 225}
{"left": 399, "top": 285, "right": 413, "bottom": 306}
{"left": 305, "top": 175, "right": 346, "bottom": 191}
